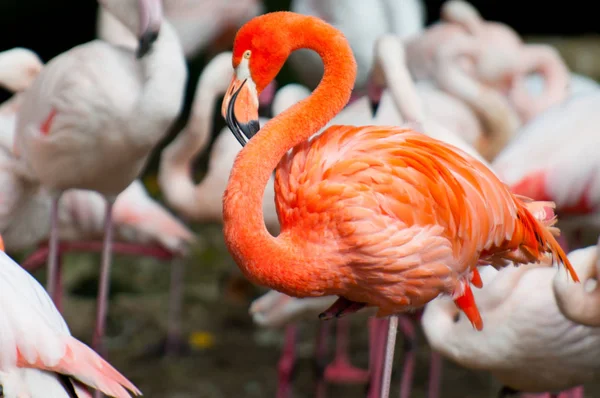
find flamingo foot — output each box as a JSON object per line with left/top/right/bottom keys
{"left": 319, "top": 297, "right": 366, "bottom": 320}
{"left": 324, "top": 359, "right": 370, "bottom": 384}
{"left": 324, "top": 317, "right": 369, "bottom": 384}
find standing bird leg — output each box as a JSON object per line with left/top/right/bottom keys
{"left": 397, "top": 316, "right": 417, "bottom": 398}
{"left": 47, "top": 194, "right": 62, "bottom": 305}
{"left": 277, "top": 324, "right": 298, "bottom": 398}
{"left": 92, "top": 199, "right": 115, "bottom": 359}
{"left": 314, "top": 321, "right": 332, "bottom": 398}
{"left": 324, "top": 317, "right": 369, "bottom": 384}
{"left": 427, "top": 349, "right": 443, "bottom": 398}
{"left": 380, "top": 315, "right": 399, "bottom": 398}
{"left": 165, "top": 257, "right": 186, "bottom": 355}
{"left": 367, "top": 318, "right": 390, "bottom": 398}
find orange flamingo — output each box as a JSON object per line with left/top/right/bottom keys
{"left": 220, "top": 11, "right": 579, "bottom": 397}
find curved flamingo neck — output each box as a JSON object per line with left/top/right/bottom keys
{"left": 159, "top": 54, "right": 233, "bottom": 219}
{"left": 223, "top": 14, "right": 357, "bottom": 294}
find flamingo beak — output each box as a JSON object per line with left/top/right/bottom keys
{"left": 137, "top": 0, "right": 162, "bottom": 58}
{"left": 222, "top": 76, "right": 260, "bottom": 147}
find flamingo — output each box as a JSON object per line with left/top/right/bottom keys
{"left": 13, "top": 0, "right": 187, "bottom": 358}
{"left": 288, "top": 0, "right": 425, "bottom": 93}
{"left": 436, "top": 0, "right": 571, "bottom": 124}
{"left": 0, "top": 48, "right": 43, "bottom": 94}
{"left": 0, "top": 77, "right": 194, "bottom": 357}
{"left": 491, "top": 90, "right": 600, "bottom": 251}
{"left": 422, "top": 242, "right": 600, "bottom": 398}
{"left": 219, "top": 11, "right": 578, "bottom": 398}
{"left": 96, "top": 0, "right": 263, "bottom": 58}
{"left": 0, "top": 236, "right": 141, "bottom": 398}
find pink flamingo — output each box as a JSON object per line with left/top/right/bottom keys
{"left": 0, "top": 236, "right": 141, "bottom": 398}
{"left": 13, "top": 0, "right": 187, "bottom": 360}
{"left": 96, "top": 0, "right": 263, "bottom": 58}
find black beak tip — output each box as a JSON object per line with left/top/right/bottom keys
{"left": 137, "top": 30, "right": 160, "bottom": 59}
{"left": 240, "top": 120, "right": 261, "bottom": 140}
{"left": 368, "top": 98, "right": 381, "bottom": 117}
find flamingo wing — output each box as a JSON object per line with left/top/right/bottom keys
{"left": 275, "top": 125, "right": 574, "bottom": 327}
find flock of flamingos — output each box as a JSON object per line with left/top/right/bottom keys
{"left": 0, "top": 0, "right": 599, "bottom": 397}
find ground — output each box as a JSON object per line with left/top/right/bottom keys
{"left": 16, "top": 222, "right": 598, "bottom": 398}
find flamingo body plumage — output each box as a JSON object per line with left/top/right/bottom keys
{"left": 271, "top": 125, "right": 572, "bottom": 321}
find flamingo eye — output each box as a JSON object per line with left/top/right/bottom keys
{"left": 243, "top": 50, "right": 251, "bottom": 59}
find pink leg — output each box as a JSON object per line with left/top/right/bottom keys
{"left": 397, "top": 317, "right": 417, "bottom": 398}
{"left": 367, "top": 318, "right": 390, "bottom": 398}
{"left": 47, "top": 195, "right": 61, "bottom": 303}
{"left": 314, "top": 321, "right": 332, "bottom": 398}
{"left": 324, "top": 317, "right": 369, "bottom": 384}
{"left": 277, "top": 324, "right": 297, "bottom": 398}
{"left": 165, "top": 257, "right": 186, "bottom": 356}
{"left": 54, "top": 251, "right": 63, "bottom": 313}
{"left": 92, "top": 200, "right": 115, "bottom": 358}
{"left": 428, "top": 350, "right": 443, "bottom": 398}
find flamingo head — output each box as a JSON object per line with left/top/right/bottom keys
{"left": 221, "top": 12, "right": 298, "bottom": 146}
{"left": 99, "top": 0, "right": 163, "bottom": 58}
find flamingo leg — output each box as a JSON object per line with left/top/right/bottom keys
{"left": 427, "top": 349, "right": 443, "bottom": 398}
{"left": 92, "top": 199, "right": 115, "bottom": 358}
{"left": 367, "top": 318, "right": 390, "bottom": 398}
{"left": 397, "top": 317, "right": 417, "bottom": 398}
{"left": 324, "top": 317, "right": 369, "bottom": 384}
{"left": 165, "top": 257, "right": 186, "bottom": 355}
{"left": 277, "top": 324, "right": 297, "bottom": 398}
{"left": 379, "top": 315, "right": 398, "bottom": 398}
{"left": 54, "top": 251, "right": 63, "bottom": 313}
{"left": 314, "top": 321, "right": 332, "bottom": 398}
{"left": 47, "top": 194, "right": 62, "bottom": 303}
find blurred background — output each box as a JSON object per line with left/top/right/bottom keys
{"left": 1, "top": 1, "right": 599, "bottom": 397}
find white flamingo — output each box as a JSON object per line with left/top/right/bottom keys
{"left": 13, "top": 0, "right": 187, "bottom": 357}
{"left": 0, "top": 237, "right": 141, "bottom": 398}
{"left": 422, "top": 243, "right": 600, "bottom": 397}
{"left": 96, "top": 0, "right": 263, "bottom": 58}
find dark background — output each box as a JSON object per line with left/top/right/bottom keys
{"left": 0, "top": 0, "right": 595, "bottom": 63}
